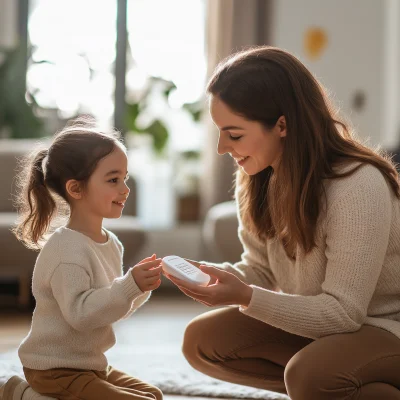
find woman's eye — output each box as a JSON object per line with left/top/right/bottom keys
{"left": 229, "top": 135, "right": 242, "bottom": 141}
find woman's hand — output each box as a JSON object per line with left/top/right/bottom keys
{"left": 164, "top": 264, "right": 253, "bottom": 307}
{"left": 184, "top": 259, "right": 218, "bottom": 285}
{"left": 131, "top": 254, "right": 162, "bottom": 292}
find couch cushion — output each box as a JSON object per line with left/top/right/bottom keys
{"left": 0, "top": 139, "right": 52, "bottom": 212}
{"left": 202, "top": 201, "right": 242, "bottom": 263}
{"left": 0, "top": 212, "right": 146, "bottom": 275}
{"left": 0, "top": 212, "right": 38, "bottom": 275}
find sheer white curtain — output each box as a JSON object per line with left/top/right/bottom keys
{"left": 200, "top": 0, "right": 272, "bottom": 216}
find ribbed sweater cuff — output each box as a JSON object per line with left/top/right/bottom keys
{"left": 120, "top": 269, "right": 143, "bottom": 301}
{"left": 239, "top": 285, "right": 282, "bottom": 320}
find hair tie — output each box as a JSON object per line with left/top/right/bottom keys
{"left": 41, "top": 155, "right": 49, "bottom": 178}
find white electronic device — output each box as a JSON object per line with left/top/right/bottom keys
{"left": 162, "top": 255, "right": 210, "bottom": 286}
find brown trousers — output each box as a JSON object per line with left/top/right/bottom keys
{"left": 23, "top": 365, "right": 163, "bottom": 400}
{"left": 183, "top": 307, "right": 400, "bottom": 400}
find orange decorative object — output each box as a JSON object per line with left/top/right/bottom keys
{"left": 304, "top": 27, "right": 328, "bottom": 60}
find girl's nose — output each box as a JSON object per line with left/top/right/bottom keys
{"left": 121, "top": 181, "right": 130, "bottom": 195}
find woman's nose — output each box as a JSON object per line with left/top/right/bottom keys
{"left": 217, "top": 136, "right": 230, "bottom": 155}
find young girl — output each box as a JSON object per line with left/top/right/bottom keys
{"left": 165, "top": 46, "right": 400, "bottom": 399}
{"left": 1, "top": 118, "right": 163, "bottom": 400}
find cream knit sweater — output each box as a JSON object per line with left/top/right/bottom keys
{"left": 19, "top": 227, "right": 150, "bottom": 371}
{"left": 214, "top": 163, "right": 400, "bottom": 340}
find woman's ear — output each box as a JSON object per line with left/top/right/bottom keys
{"left": 65, "top": 179, "right": 83, "bottom": 200}
{"left": 277, "top": 116, "right": 287, "bottom": 138}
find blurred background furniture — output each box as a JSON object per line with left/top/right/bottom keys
{"left": 0, "top": 139, "right": 147, "bottom": 308}
{"left": 202, "top": 200, "right": 242, "bottom": 264}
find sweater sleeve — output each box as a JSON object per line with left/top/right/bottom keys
{"left": 201, "top": 183, "right": 277, "bottom": 290}
{"left": 240, "top": 166, "right": 392, "bottom": 339}
{"left": 50, "top": 264, "right": 144, "bottom": 331}
{"left": 207, "top": 224, "right": 277, "bottom": 290}
{"left": 121, "top": 291, "right": 151, "bottom": 320}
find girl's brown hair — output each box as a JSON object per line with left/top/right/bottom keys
{"left": 207, "top": 46, "right": 400, "bottom": 257}
{"left": 13, "top": 116, "right": 124, "bottom": 250}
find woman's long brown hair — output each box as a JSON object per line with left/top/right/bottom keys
{"left": 207, "top": 46, "right": 400, "bottom": 257}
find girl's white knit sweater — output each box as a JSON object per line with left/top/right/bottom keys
{"left": 213, "top": 163, "right": 400, "bottom": 340}
{"left": 18, "top": 227, "right": 150, "bottom": 371}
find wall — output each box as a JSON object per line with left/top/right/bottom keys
{"left": 0, "top": 0, "right": 18, "bottom": 49}
{"left": 269, "top": 0, "right": 400, "bottom": 149}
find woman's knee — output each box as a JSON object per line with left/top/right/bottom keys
{"left": 182, "top": 313, "right": 211, "bottom": 365}
{"left": 182, "top": 309, "right": 231, "bottom": 367}
{"left": 284, "top": 346, "right": 357, "bottom": 400}
{"left": 284, "top": 353, "right": 316, "bottom": 399}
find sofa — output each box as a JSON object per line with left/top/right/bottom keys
{"left": 0, "top": 139, "right": 147, "bottom": 308}
{"left": 202, "top": 200, "right": 243, "bottom": 264}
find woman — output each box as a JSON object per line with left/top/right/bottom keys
{"left": 164, "top": 46, "right": 400, "bottom": 399}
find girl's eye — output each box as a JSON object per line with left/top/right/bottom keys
{"left": 109, "top": 178, "right": 118, "bottom": 183}
{"left": 229, "top": 135, "right": 242, "bottom": 141}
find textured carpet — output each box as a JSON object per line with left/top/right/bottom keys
{"left": 0, "top": 345, "right": 288, "bottom": 400}
{"left": 0, "top": 297, "right": 289, "bottom": 399}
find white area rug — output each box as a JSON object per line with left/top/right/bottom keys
{"left": 0, "top": 345, "right": 288, "bottom": 400}
{"left": 0, "top": 298, "right": 289, "bottom": 399}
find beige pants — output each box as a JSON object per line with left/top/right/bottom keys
{"left": 23, "top": 365, "right": 163, "bottom": 400}
{"left": 183, "top": 307, "right": 400, "bottom": 399}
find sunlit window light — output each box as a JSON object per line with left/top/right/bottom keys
{"left": 27, "top": 0, "right": 206, "bottom": 150}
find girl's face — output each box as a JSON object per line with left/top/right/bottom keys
{"left": 83, "top": 145, "right": 130, "bottom": 219}
{"left": 209, "top": 95, "right": 286, "bottom": 175}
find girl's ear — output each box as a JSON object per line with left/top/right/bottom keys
{"left": 66, "top": 179, "right": 83, "bottom": 200}
{"left": 277, "top": 116, "right": 287, "bottom": 138}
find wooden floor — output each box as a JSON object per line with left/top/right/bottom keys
{"left": 0, "top": 290, "right": 223, "bottom": 400}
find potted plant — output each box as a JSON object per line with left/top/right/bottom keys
{"left": 125, "top": 76, "right": 175, "bottom": 156}
{"left": 0, "top": 45, "right": 45, "bottom": 139}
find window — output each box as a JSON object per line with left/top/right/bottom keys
{"left": 27, "top": 0, "right": 206, "bottom": 151}
{"left": 126, "top": 0, "right": 206, "bottom": 152}
{"left": 27, "top": 0, "right": 117, "bottom": 128}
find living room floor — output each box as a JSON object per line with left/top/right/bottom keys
{"left": 0, "top": 289, "right": 222, "bottom": 400}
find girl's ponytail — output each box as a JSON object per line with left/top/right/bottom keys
{"left": 13, "top": 148, "right": 56, "bottom": 249}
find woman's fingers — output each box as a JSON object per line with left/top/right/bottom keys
{"left": 184, "top": 258, "right": 202, "bottom": 269}
{"left": 177, "top": 284, "right": 210, "bottom": 300}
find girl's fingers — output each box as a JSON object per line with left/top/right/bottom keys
{"left": 147, "top": 279, "right": 162, "bottom": 291}
{"left": 136, "top": 259, "right": 162, "bottom": 270}
{"left": 147, "top": 275, "right": 162, "bottom": 285}
{"left": 143, "top": 266, "right": 163, "bottom": 277}
{"left": 137, "top": 254, "right": 157, "bottom": 264}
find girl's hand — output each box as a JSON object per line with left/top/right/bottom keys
{"left": 131, "top": 254, "right": 162, "bottom": 292}
{"left": 164, "top": 264, "right": 253, "bottom": 307}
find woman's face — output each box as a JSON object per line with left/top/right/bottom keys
{"left": 209, "top": 95, "right": 286, "bottom": 175}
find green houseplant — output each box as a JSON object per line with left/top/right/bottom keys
{"left": 0, "top": 45, "right": 45, "bottom": 139}
{"left": 125, "top": 76, "right": 175, "bottom": 155}
{"left": 125, "top": 76, "right": 204, "bottom": 155}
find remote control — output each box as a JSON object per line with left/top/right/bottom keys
{"left": 162, "top": 255, "right": 210, "bottom": 286}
